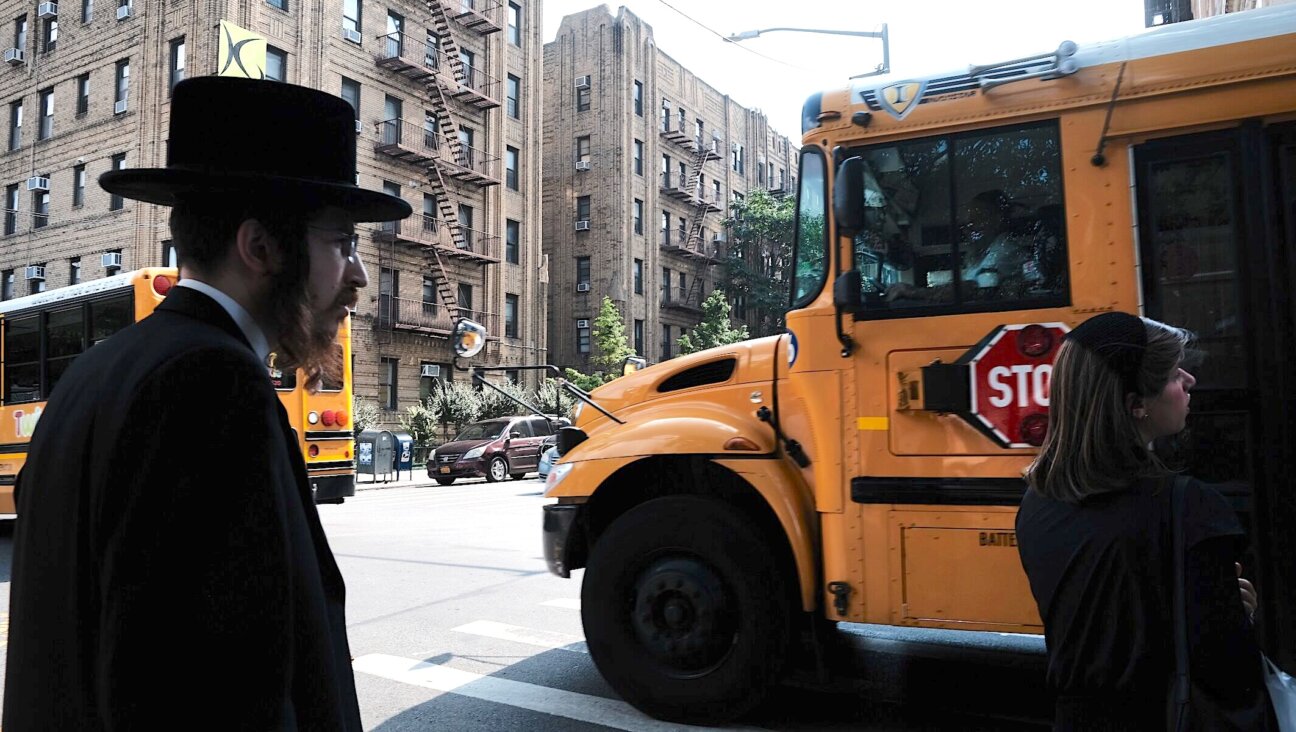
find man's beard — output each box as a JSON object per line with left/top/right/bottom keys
{"left": 269, "top": 274, "right": 349, "bottom": 393}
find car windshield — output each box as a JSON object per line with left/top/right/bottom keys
{"left": 454, "top": 421, "right": 509, "bottom": 441}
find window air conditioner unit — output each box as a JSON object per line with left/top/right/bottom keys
{"left": 574, "top": 75, "right": 590, "bottom": 89}
{"left": 26, "top": 176, "right": 49, "bottom": 192}
{"left": 420, "top": 364, "right": 441, "bottom": 378}
{"left": 355, "top": 119, "right": 364, "bottom": 134}
{"left": 37, "top": 3, "right": 58, "bottom": 20}
{"left": 574, "top": 160, "right": 590, "bottom": 171}
{"left": 101, "top": 252, "right": 123, "bottom": 268}
{"left": 116, "top": 4, "right": 132, "bottom": 20}
{"left": 576, "top": 282, "right": 591, "bottom": 292}
{"left": 4, "top": 48, "right": 24, "bottom": 65}
{"left": 24, "top": 265, "right": 45, "bottom": 281}
{"left": 576, "top": 319, "right": 590, "bottom": 329}
{"left": 114, "top": 99, "right": 128, "bottom": 114}
{"left": 343, "top": 28, "right": 362, "bottom": 44}
{"left": 574, "top": 220, "right": 591, "bottom": 231}
{"left": 731, "top": 142, "right": 740, "bottom": 152}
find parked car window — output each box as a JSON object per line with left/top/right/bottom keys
{"left": 529, "top": 417, "right": 553, "bottom": 436}
{"left": 455, "top": 420, "right": 509, "bottom": 441}
{"left": 509, "top": 418, "right": 533, "bottom": 437}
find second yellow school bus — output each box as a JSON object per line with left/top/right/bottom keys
{"left": 542, "top": 6, "right": 1296, "bottom": 723}
{"left": 0, "top": 268, "right": 357, "bottom": 513}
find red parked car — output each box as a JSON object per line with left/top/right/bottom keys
{"left": 428, "top": 415, "right": 556, "bottom": 485}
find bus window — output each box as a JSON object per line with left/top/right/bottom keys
{"left": 791, "top": 149, "right": 827, "bottom": 308}
{"left": 4, "top": 315, "right": 40, "bottom": 404}
{"left": 90, "top": 294, "right": 133, "bottom": 347}
{"left": 46, "top": 306, "right": 85, "bottom": 395}
{"left": 851, "top": 121, "right": 1068, "bottom": 314}
{"left": 268, "top": 352, "right": 297, "bottom": 391}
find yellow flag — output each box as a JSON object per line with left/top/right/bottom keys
{"left": 217, "top": 20, "right": 267, "bottom": 79}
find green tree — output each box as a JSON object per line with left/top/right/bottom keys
{"left": 352, "top": 396, "right": 381, "bottom": 438}
{"left": 677, "top": 289, "right": 749, "bottom": 355}
{"left": 591, "top": 296, "right": 634, "bottom": 371}
{"left": 427, "top": 380, "right": 481, "bottom": 433}
{"left": 478, "top": 378, "right": 532, "bottom": 420}
{"left": 398, "top": 400, "right": 439, "bottom": 449}
{"left": 724, "top": 189, "right": 796, "bottom": 337}
{"left": 534, "top": 378, "right": 578, "bottom": 417}
{"left": 562, "top": 367, "right": 607, "bottom": 392}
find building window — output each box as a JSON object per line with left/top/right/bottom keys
{"left": 733, "top": 143, "right": 745, "bottom": 174}
{"left": 633, "top": 139, "right": 643, "bottom": 176}
{"left": 265, "top": 46, "right": 286, "bottom": 82}
{"left": 29, "top": 263, "right": 46, "bottom": 295}
{"left": 661, "top": 324, "right": 671, "bottom": 360}
{"left": 340, "top": 77, "right": 360, "bottom": 120}
{"left": 505, "top": 293, "right": 518, "bottom": 338}
{"left": 13, "top": 15, "right": 26, "bottom": 52}
{"left": 457, "top": 203, "right": 474, "bottom": 248}
{"left": 505, "top": 369, "right": 520, "bottom": 385}
{"left": 383, "top": 94, "right": 402, "bottom": 143}
{"left": 419, "top": 362, "right": 448, "bottom": 401}
{"left": 459, "top": 48, "right": 475, "bottom": 89}
{"left": 505, "top": 218, "right": 519, "bottom": 264}
{"left": 506, "top": 74, "right": 520, "bottom": 119}
{"left": 343, "top": 0, "right": 361, "bottom": 36}
{"left": 633, "top": 199, "right": 643, "bottom": 235}
{"left": 162, "top": 239, "right": 177, "bottom": 267}
{"left": 32, "top": 185, "right": 48, "bottom": 229}
{"left": 575, "top": 135, "right": 590, "bottom": 164}
{"left": 505, "top": 145, "right": 519, "bottom": 190}
{"left": 577, "top": 320, "right": 590, "bottom": 354}
{"left": 9, "top": 100, "right": 21, "bottom": 151}
{"left": 76, "top": 73, "right": 89, "bottom": 115}
{"left": 4, "top": 184, "right": 16, "bottom": 235}
{"left": 633, "top": 80, "right": 643, "bottom": 116}
{"left": 169, "top": 37, "right": 185, "bottom": 94}
{"left": 456, "top": 282, "right": 473, "bottom": 313}
{"left": 576, "top": 84, "right": 590, "bottom": 112}
{"left": 69, "top": 257, "right": 81, "bottom": 285}
{"left": 661, "top": 211, "right": 670, "bottom": 245}
{"left": 386, "top": 11, "right": 403, "bottom": 56}
{"left": 661, "top": 154, "right": 671, "bottom": 186}
{"left": 72, "top": 164, "right": 85, "bottom": 207}
{"left": 114, "top": 59, "right": 129, "bottom": 111}
{"left": 37, "top": 88, "right": 52, "bottom": 140}
{"left": 41, "top": 16, "right": 56, "bottom": 53}
{"left": 379, "top": 357, "right": 398, "bottom": 410}
{"left": 507, "top": 2, "right": 521, "bottom": 46}
{"left": 634, "top": 319, "right": 644, "bottom": 355}
{"left": 661, "top": 266, "right": 671, "bottom": 301}
{"left": 109, "top": 153, "right": 125, "bottom": 210}
{"left": 1, "top": 270, "right": 11, "bottom": 300}
{"left": 576, "top": 195, "right": 590, "bottom": 224}
{"left": 267, "top": 0, "right": 287, "bottom": 11}
{"left": 633, "top": 259, "right": 643, "bottom": 295}
{"left": 576, "top": 256, "right": 590, "bottom": 287}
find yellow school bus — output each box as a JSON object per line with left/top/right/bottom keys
{"left": 0, "top": 268, "right": 356, "bottom": 513}
{"left": 542, "top": 6, "right": 1296, "bottom": 722}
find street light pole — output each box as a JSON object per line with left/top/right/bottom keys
{"left": 726, "top": 24, "right": 890, "bottom": 79}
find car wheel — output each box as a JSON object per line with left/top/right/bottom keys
{"left": 435, "top": 478, "right": 455, "bottom": 486}
{"left": 581, "top": 495, "right": 792, "bottom": 723}
{"left": 486, "top": 456, "right": 508, "bottom": 483}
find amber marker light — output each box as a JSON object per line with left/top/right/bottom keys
{"left": 723, "top": 437, "right": 762, "bottom": 451}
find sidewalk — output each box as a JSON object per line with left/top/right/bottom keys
{"left": 353, "top": 469, "right": 490, "bottom": 492}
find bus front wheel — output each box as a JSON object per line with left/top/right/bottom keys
{"left": 581, "top": 495, "right": 791, "bottom": 724}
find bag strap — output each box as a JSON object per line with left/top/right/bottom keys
{"left": 1171, "top": 474, "right": 1190, "bottom": 732}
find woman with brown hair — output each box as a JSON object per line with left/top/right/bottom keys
{"left": 1016, "top": 311, "right": 1275, "bottom": 730}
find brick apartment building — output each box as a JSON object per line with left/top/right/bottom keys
{"left": 542, "top": 5, "right": 796, "bottom": 372}
{"left": 0, "top": 0, "right": 546, "bottom": 426}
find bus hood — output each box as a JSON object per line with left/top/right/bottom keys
{"left": 573, "top": 335, "right": 783, "bottom": 428}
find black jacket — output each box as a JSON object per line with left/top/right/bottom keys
{"left": 3, "top": 286, "right": 361, "bottom": 730}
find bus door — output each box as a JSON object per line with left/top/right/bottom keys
{"left": 1134, "top": 122, "right": 1296, "bottom": 664}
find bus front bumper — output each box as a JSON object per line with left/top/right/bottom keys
{"left": 542, "top": 503, "right": 580, "bottom": 578}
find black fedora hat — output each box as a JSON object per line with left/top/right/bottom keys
{"left": 99, "top": 76, "right": 412, "bottom": 222}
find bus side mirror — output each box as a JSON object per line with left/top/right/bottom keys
{"left": 834, "top": 156, "right": 865, "bottom": 240}
{"left": 834, "top": 270, "right": 862, "bottom": 310}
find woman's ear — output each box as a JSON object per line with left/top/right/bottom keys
{"left": 1125, "top": 392, "right": 1147, "bottom": 421}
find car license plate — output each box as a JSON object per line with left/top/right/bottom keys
{"left": 440, "top": 466, "right": 451, "bottom": 474}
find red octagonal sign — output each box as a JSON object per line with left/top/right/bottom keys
{"left": 965, "top": 322, "right": 1069, "bottom": 449}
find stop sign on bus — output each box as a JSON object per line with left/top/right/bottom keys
{"left": 966, "top": 323, "right": 1069, "bottom": 449}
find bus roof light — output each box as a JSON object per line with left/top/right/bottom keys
{"left": 1017, "top": 324, "right": 1054, "bottom": 358}
{"left": 1020, "top": 413, "right": 1049, "bottom": 446}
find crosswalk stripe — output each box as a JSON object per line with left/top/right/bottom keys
{"left": 541, "top": 598, "right": 581, "bottom": 610}
{"left": 452, "top": 620, "right": 587, "bottom": 653}
{"left": 353, "top": 654, "right": 770, "bottom": 732}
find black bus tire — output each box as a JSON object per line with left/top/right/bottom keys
{"left": 581, "top": 495, "right": 791, "bottom": 724}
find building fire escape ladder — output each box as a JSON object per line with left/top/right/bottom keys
{"left": 684, "top": 142, "right": 713, "bottom": 255}
{"left": 426, "top": 2, "right": 475, "bottom": 101}
{"left": 423, "top": 164, "right": 466, "bottom": 323}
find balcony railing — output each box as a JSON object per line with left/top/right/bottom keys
{"left": 373, "top": 119, "right": 441, "bottom": 165}
{"left": 659, "top": 174, "right": 694, "bottom": 201}
{"left": 660, "top": 228, "right": 725, "bottom": 261}
{"left": 660, "top": 283, "right": 702, "bottom": 312}
{"left": 375, "top": 33, "right": 501, "bottom": 110}
{"left": 375, "top": 297, "right": 499, "bottom": 337}
{"left": 374, "top": 215, "right": 502, "bottom": 263}
{"left": 439, "top": 0, "right": 503, "bottom": 34}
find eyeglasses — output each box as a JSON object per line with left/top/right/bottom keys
{"left": 308, "top": 225, "right": 360, "bottom": 260}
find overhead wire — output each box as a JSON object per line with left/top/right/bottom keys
{"left": 650, "top": 0, "right": 816, "bottom": 72}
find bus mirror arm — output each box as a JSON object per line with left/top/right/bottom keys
{"left": 757, "top": 406, "right": 810, "bottom": 468}
{"left": 833, "top": 270, "right": 862, "bottom": 357}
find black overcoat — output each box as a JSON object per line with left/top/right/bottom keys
{"left": 3, "top": 285, "right": 362, "bottom": 730}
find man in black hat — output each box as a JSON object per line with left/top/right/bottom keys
{"left": 3, "top": 76, "right": 411, "bottom": 730}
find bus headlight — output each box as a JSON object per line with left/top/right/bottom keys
{"left": 546, "top": 462, "right": 574, "bottom": 491}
